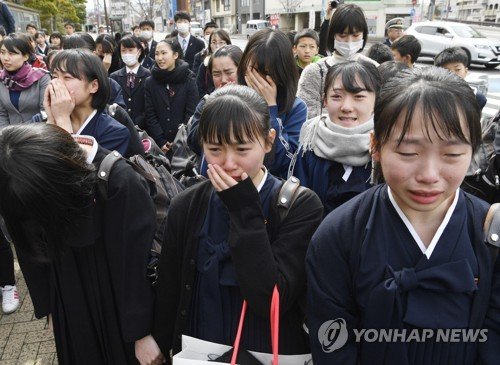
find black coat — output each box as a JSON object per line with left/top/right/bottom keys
{"left": 110, "top": 65, "right": 151, "bottom": 128}
{"left": 144, "top": 60, "right": 198, "bottom": 146}
{"left": 152, "top": 178, "right": 324, "bottom": 359}
{"left": 15, "top": 147, "right": 156, "bottom": 364}
{"left": 142, "top": 56, "right": 155, "bottom": 70}
{"left": 147, "top": 40, "right": 158, "bottom": 60}
{"left": 182, "top": 36, "right": 205, "bottom": 71}
{"left": 196, "top": 61, "right": 214, "bottom": 100}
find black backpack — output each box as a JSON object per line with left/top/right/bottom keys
{"left": 97, "top": 150, "right": 185, "bottom": 286}
{"left": 462, "top": 110, "right": 500, "bottom": 203}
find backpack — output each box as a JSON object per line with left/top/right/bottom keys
{"left": 97, "top": 150, "right": 185, "bottom": 286}
{"left": 462, "top": 110, "right": 500, "bottom": 203}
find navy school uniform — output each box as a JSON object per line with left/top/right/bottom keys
{"left": 80, "top": 111, "right": 130, "bottom": 157}
{"left": 306, "top": 184, "right": 500, "bottom": 365}
{"left": 141, "top": 56, "right": 155, "bottom": 70}
{"left": 109, "top": 77, "right": 127, "bottom": 110}
{"left": 290, "top": 146, "right": 371, "bottom": 215}
{"left": 110, "top": 65, "right": 151, "bottom": 128}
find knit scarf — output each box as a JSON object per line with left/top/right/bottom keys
{"left": 0, "top": 62, "right": 47, "bottom": 91}
{"left": 300, "top": 115, "right": 373, "bottom": 166}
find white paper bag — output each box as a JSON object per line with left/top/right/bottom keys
{"left": 173, "top": 336, "right": 312, "bottom": 365}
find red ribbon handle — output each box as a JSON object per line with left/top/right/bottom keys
{"left": 231, "top": 285, "right": 280, "bottom": 365}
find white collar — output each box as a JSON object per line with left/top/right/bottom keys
{"left": 75, "top": 109, "right": 98, "bottom": 135}
{"left": 387, "top": 187, "right": 459, "bottom": 259}
{"left": 126, "top": 64, "right": 140, "bottom": 74}
{"left": 72, "top": 135, "right": 98, "bottom": 164}
{"left": 256, "top": 167, "right": 268, "bottom": 192}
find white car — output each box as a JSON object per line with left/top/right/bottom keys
{"left": 406, "top": 21, "right": 500, "bottom": 69}
{"left": 190, "top": 22, "right": 203, "bottom": 38}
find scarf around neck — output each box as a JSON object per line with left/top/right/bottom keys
{"left": 300, "top": 114, "right": 373, "bottom": 166}
{"left": 0, "top": 62, "right": 47, "bottom": 91}
{"left": 151, "top": 60, "right": 191, "bottom": 85}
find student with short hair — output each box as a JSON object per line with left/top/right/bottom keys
{"left": 174, "top": 11, "right": 205, "bottom": 70}
{"left": 25, "top": 23, "right": 37, "bottom": 35}
{"left": 64, "top": 22, "right": 75, "bottom": 36}
{"left": 434, "top": 46, "right": 487, "bottom": 110}
{"left": 307, "top": 66, "right": 500, "bottom": 363}
{"left": 110, "top": 35, "right": 150, "bottom": 128}
{"left": 48, "top": 31, "right": 63, "bottom": 50}
{"left": 45, "top": 49, "right": 130, "bottom": 156}
{"left": 293, "top": 29, "right": 322, "bottom": 76}
{"left": 34, "top": 31, "right": 48, "bottom": 56}
{"left": 139, "top": 19, "right": 156, "bottom": 59}
{"left": 152, "top": 84, "right": 323, "bottom": 358}
{"left": 297, "top": 4, "right": 378, "bottom": 119}
{"left": 390, "top": 34, "right": 421, "bottom": 68}
{"left": 367, "top": 43, "right": 394, "bottom": 64}
{"left": 95, "top": 33, "right": 121, "bottom": 74}
{"left": 291, "top": 61, "right": 380, "bottom": 215}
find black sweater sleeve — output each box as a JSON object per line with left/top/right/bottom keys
{"left": 218, "top": 177, "right": 323, "bottom": 317}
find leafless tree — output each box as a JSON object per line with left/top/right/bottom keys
{"left": 131, "top": 0, "right": 163, "bottom": 20}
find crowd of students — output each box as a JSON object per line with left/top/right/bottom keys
{"left": 0, "top": 3, "right": 498, "bottom": 365}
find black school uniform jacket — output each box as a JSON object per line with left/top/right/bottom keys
{"left": 183, "top": 36, "right": 205, "bottom": 71}
{"left": 152, "top": 178, "right": 324, "bottom": 360}
{"left": 110, "top": 65, "right": 151, "bottom": 128}
{"left": 144, "top": 60, "right": 198, "bottom": 146}
{"left": 15, "top": 147, "right": 156, "bottom": 364}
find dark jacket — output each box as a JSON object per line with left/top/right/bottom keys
{"left": 0, "top": 2, "right": 15, "bottom": 34}
{"left": 142, "top": 56, "right": 155, "bottom": 70}
{"left": 152, "top": 177, "right": 323, "bottom": 359}
{"left": 15, "top": 147, "right": 156, "bottom": 364}
{"left": 195, "top": 61, "right": 214, "bottom": 100}
{"left": 109, "top": 77, "right": 127, "bottom": 109}
{"left": 80, "top": 111, "right": 131, "bottom": 157}
{"left": 192, "top": 49, "right": 205, "bottom": 76}
{"left": 110, "top": 65, "right": 151, "bottom": 128}
{"left": 147, "top": 40, "right": 158, "bottom": 60}
{"left": 181, "top": 36, "right": 205, "bottom": 71}
{"left": 144, "top": 60, "right": 198, "bottom": 146}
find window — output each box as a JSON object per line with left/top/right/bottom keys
{"left": 417, "top": 26, "right": 437, "bottom": 35}
{"left": 224, "top": 0, "right": 230, "bottom": 11}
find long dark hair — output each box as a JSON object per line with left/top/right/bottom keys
{"left": 0, "top": 124, "right": 96, "bottom": 261}
{"left": 237, "top": 29, "right": 298, "bottom": 116}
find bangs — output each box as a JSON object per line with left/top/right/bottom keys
{"left": 200, "top": 94, "right": 266, "bottom": 145}
{"left": 376, "top": 81, "right": 477, "bottom": 149}
{"left": 51, "top": 52, "right": 84, "bottom": 80}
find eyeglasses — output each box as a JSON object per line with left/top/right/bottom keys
{"left": 211, "top": 41, "right": 227, "bottom": 47}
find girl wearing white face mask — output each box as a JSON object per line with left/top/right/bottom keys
{"left": 109, "top": 36, "right": 151, "bottom": 128}
{"left": 297, "top": 4, "right": 378, "bottom": 120}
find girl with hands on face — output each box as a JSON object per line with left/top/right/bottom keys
{"left": 152, "top": 85, "right": 323, "bottom": 361}
{"left": 237, "top": 28, "right": 307, "bottom": 178}
{"left": 45, "top": 49, "right": 130, "bottom": 156}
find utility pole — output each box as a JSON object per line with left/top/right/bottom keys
{"left": 103, "top": 0, "right": 110, "bottom": 32}
{"left": 249, "top": 0, "right": 253, "bottom": 21}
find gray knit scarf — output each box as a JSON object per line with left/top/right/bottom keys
{"left": 300, "top": 115, "right": 373, "bottom": 166}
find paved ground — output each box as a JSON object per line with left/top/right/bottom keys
{"left": 0, "top": 247, "right": 57, "bottom": 365}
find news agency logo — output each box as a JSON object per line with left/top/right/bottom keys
{"left": 317, "top": 318, "right": 349, "bottom": 353}
{"left": 317, "top": 318, "right": 489, "bottom": 353}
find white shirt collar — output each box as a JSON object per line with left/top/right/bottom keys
{"left": 256, "top": 167, "right": 268, "bottom": 192}
{"left": 75, "top": 109, "right": 98, "bottom": 135}
{"left": 387, "top": 186, "right": 460, "bottom": 259}
{"left": 178, "top": 34, "right": 190, "bottom": 45}
{"left": 72, "top": 135, "right": 98, "bottom": 164}
{"left": 126, "top": 64, "right": 140, "bottom": 74}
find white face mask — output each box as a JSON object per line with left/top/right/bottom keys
{"left": 121, "top": 53, "right": 138, "bottom": 67}
{"left": 335, "top": 39, "right": 363, "bottom": 58}
{"left": 177, "top": 23, "right": 190, "bottom": 35}
{"left": 141, "top": 30, "right": 153, "bottom": 40}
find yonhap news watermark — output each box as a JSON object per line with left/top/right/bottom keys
{"left": 318, "top": 318, "right": 488, "bottom": 353}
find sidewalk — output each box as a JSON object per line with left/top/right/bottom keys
{"left": 0, "top": 252, "right": 57, "bottom": 365}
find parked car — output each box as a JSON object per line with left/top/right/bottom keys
{"left": 406, "top": 21, "right": 500, "bottom": 69}
{"left": 244, "top": 20, "right": 270, "bottom": 39}
{"left": 191, "top": 21, "right": 203, "bottom": 38}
